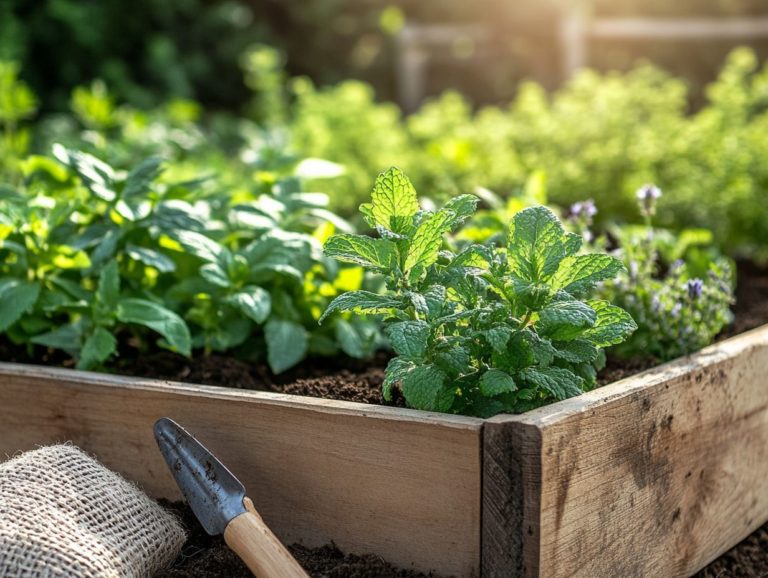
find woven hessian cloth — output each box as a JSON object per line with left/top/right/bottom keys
{"left": 0, "top": 444, "right": 186, "bottom": 577}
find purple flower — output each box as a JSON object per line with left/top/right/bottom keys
{"left": 636, "top": 184, "right": 662, "bottom": 216}
{"left": 570, "top": 199, "right": 598, "bottom": 219}
{"left": 636, "top": 185, "right": 662, "bottom": 202}
{"left": 685, "top": 278, "right": 704, "bottom": 300}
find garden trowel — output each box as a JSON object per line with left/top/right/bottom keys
{"left": 153, "top": 417, "right": 308, "bottom": 578}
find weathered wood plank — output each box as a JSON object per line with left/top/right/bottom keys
{"left": 482, "top": 420, "right": 541, "bottom": 578}
{"left": 0, "top": 363, "right": 483, "bottom": 577}
{"left": 484, "top": 325, "right": 768, "bottom": 577}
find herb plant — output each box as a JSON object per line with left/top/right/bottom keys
{"left": 0, "top": 145, "right": 379, "bottom": 373}
{"left": 599, "top": 186, "right": 734, "bottom": 361}
{"left": 320, "top": 168, "right": 636, "bottom": 417}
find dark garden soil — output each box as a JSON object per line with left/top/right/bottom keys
{"left": 157, "top": 496, "right": 767, "bottom": 578}
{"left": 3, "top": 260, "right": 766, "bottom": 403}
{"left": 156, "top": 500, "right": 432, "bottom": 578}
{"left": 695, "top": 522, "right": 768, "bottom": 578}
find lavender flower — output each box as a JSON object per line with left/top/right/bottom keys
{"left": 685, "top": 278, "right": 704, "bottom": 300}
{"left": 636, "top": 184, "right": 662, "bottom": 216}
{"left": 570, "top": 199, "right": 598, "bottom": 221}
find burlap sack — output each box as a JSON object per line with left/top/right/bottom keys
{"left": 0, "top": 444, "right": 186, "bottom": 578}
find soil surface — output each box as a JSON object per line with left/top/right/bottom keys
{"left": 1, "top": 261, "right": 766, "bottom": 405}
{"left": 157, "top": 499, "right": 766, "bottom": 578}
{"left": 695, "top": 522, "right": 768, "bottom": 578}
{"left": 156, "top": 501, "right": 432, "bottom": 578}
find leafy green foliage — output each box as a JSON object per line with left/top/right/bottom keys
{"left": 321, "top": 168, "right": 636, "bottom": 416}
{"left": 0, "top": 61, "right": 37, "bottom": 178}
{"left": 598, "top": 190, "right": 735, "bottom": 361}
{"left": 0, "top": 144, "right": 380, "bottom": 372}
{"left": 287, "top": 50, "right": 768, "bottom": 258}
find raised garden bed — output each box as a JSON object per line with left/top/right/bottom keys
{"left": 2, "top": 265, "right": 768, "bottom": 576}
{"left": 1, "top": 322, "right": 766, "bottom": 576}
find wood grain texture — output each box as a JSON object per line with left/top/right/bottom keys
{"left": 224, "top": 509, "right": 309, "bottom": 578}
{"left": 0, "top": 363, "right": 483, "bottom": 577}
{"left": 484, "top": 325, "right": 768, "bottom": 577}
{"left": 482, "top": 420, "right": 541, "bottom": 578}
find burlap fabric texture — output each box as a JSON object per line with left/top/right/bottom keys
{"left": 0, "top": 444, "right": 186, "bottom": 577}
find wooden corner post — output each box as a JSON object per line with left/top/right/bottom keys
{"left": 482, "top": 418, "right": 542, "bottom": 577}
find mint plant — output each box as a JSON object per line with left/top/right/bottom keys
{"left": 599, "top": 186, "right": 734, "bottom": 361}
{"left": 320, "top": 168, "right": 636, "bottom": 417}
{"left": 31, "top": 260, "right": 190, "bottom": 369}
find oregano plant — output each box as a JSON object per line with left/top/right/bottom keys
{"left": 320, "top": 167, "right": 637, "bottom": 417}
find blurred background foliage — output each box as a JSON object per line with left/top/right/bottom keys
{"left": 3, "top": 0, "right": 768, "bottom": 111}
{"left": 2, "top": 0, "right": 768, "bottom": 259}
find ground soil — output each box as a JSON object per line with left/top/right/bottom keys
{"left": 2, "top": 261, "right": 766, "bottom": 406}
{"left": 157, "top": 496, "right": 767, "bottom": 578}
{"left": 1, "top": 261, "right": 767, "bottom": 577}
{"left": 156, "top": 501, "right": 432, "bottom": 578}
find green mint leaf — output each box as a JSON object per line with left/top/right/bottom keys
{"left": 552, "top": 339, "right": 599, "bottom": 363}
{"left": 442, "top": 194, "right": 479, "bottom": 227}
{"left": 520, "top": 366, "right": 584, "bottom": 400}
{"left": 563, "top": 232, "right": 582, "bottom": 257}
{"left": 582, "top": 300, "right": 638, "bottom": 347}
{"left": 200, "top": 263, "right": 231, "bottom": 288}
{"left": 122, "top": 157, "right": 163, "bottom": 198}
{"left": 538, "top": 300, "right": 597, "bottom": 340}
{"left": 0, "top": 280, "right": 41, "bottom": 331}
{"left": 77, "top": 327, "right": 117, "bottom": 370}
{"left": 324, "top": 234, "right": 396, "bottom": 270}
{"left": 382, "top": 357, "right": 415, "bottom": 401}
{"left": 89, "top": 229, "right": 120, "bottom": 266}
{"left": 319, "top": 291, "right": 403, "bottom": 324}
{"left": 117, "top": 298, "right": 191, "bottom": 356}
{"left": 530, "top": 334, "right": 557, "bottom": 366}
{"left": 492, "top": 330, "right": 534, "bottom": 372}
{"left": 126, "top": 245, "right": 176, "bottom": 273}
{"left": 406, "top": 291, "right": 429, "bottom": 316}
{"left": 484, "top": 326, "right": 512, "bottom": 353}
{"left": 31, "top": 323, "right": 82, "bottom": 353}
{"left": 453, "top": 245, "right": 492, "bottom": 270}
{"left": 97, "top": 260, "right": 120, "bottom": 309}
{"left": 228, "top": 286, "right": 271, "bottom": 324}
{"left": 334, "top": 318, "right": 366, "bottom": 358}
{"left": 375, "top": 224, "right": 406, "bottom": 241}
{"left": 507, "top": 206, "right": 566, "bottom": 282}
{"left": 403, "top": 209, "right": 454, "bottom": 275}
{"left": 513, "top": 280, "right": 552, "bottom": 311}
{"left": 370, "top": 167, "right": 419, "bottom": 233}
{"left": 172, "top": 230, "right": 227, "bottom": 263}
{"left": 401, "top": 365, "right": 453, "bottom": 412}
{"left": 386, "top": 320, "right": 429, "bottom": 358}
{"left": 479, "top": 369, "right": 517, "bottom": 396}
{"left": 359, "top": 202, "right": 377, "bottom": 229}
{"left": 423, "top": 286, "right": 447, "bottom": 319}
{"left": 264, "top": 318, "right": 309, "bottom": 373}
{"left": 434, "top": 344, "right": 470, "bottom": 375}
{"left": 551, "top": 254, "right": 625, "bottom": 295}
{"left": 52, "top": 145, "right": 116, "bottom": 201}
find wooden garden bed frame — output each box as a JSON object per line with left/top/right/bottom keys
{"left": 1, "top": 324, "right": 767, "bottom": 577}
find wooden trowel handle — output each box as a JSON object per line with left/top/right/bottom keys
{"left": 223, "top": 498, "right": 308, "bottom": 578}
